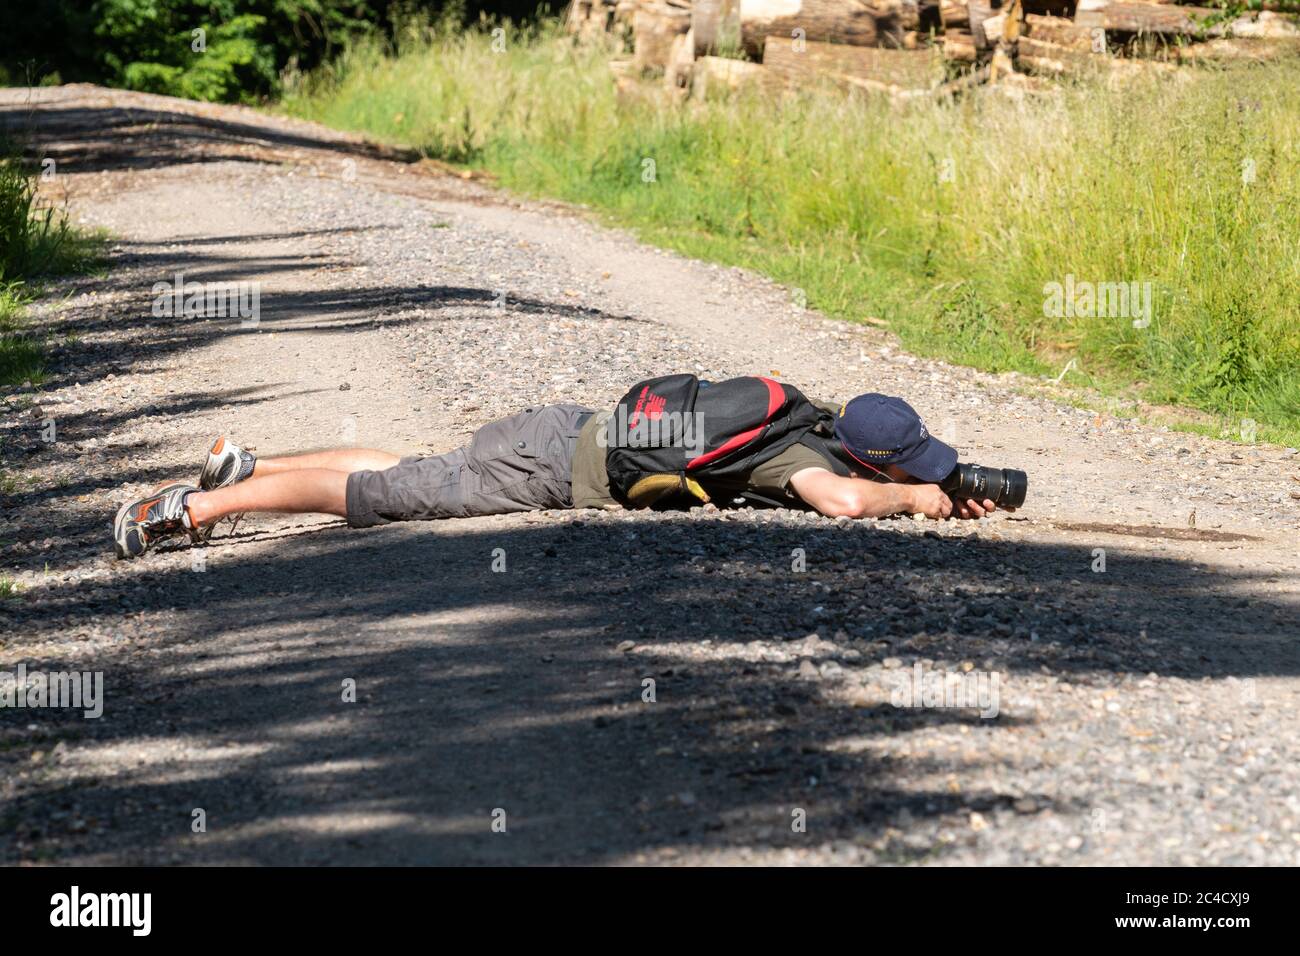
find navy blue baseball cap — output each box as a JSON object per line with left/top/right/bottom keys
{"left": 834, "top": 394, "right": 957, "bottom": 482}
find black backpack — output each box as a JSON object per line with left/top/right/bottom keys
{"left": 603, "top": 373, "right": 846, "bottom": 509}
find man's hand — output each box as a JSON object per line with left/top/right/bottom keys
{"left": 907, "top": 483, "right": 953, "bottom": 520}
{"left": 953, "top": 498, "right": 1017, "bottom": 519}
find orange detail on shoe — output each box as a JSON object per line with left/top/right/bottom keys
{"left": 211, "top": 437, "right": 226, "bottom": 455}
{"left": 134, "top": 500, "right": 155, "bottom": 523}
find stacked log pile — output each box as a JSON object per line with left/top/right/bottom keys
{"left": 567, "top": 0, "right": 1300, "bottom": 97}
{"left": 565, "top": 0, "right": 639, "bottom": 44}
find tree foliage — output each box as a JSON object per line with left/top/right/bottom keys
{"left": 0, "top": 1, "right": 539, "bottom": 102}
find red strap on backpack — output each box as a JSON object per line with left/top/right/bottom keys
{"left": 685, "top": 377, "right": 785, "bottom": 470}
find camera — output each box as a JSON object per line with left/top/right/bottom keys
{"left": 940, "top": 463, "right": 1028, "bottom": 508}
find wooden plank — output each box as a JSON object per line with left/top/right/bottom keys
{"left": 940, "top": 0, "right": 970, "bottom": 27}
{"left": 1232, "top": 11, "right": 1300, "bottom": 37}
{"left": 633, "top": 2, "right": 692, "bottom": 73}
{"left": 739, "top": 0, "right": 882, "bottom": 56}
{"left": 762, "top": 33, "right": 946, "bottom": 87}
{"left": 1018, "top": 35, "right": 1186, "bottom": 77}
{"left": 691, "top": 54, "right": 775, "bottom": 95}
{"left": 1018, "top": 34, "right": 1106, "bottom": 71}
{"left": 1025, "top": 13, "right": 1100, "bottom": 48}
{"left": 943, "top": 30, "right": 979, "bottom": 59}
{"left": 1075, "top": 2, "right": 1219, "bottom": 35}
{"left": 1083, "top": 7, "right": 1300, "bottom": 40}
{"left": 967, "top": 0, "right": 996, "bottom": 48}
{"left": 1175, "top": 35, "right": 1300, "bottom": 61}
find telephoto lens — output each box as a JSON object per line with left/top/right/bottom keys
{"left": 940, "top": 463, "right": 1028, "bottom": 509}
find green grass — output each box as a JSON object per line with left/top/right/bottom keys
{"left": 0, "top": 574, "right": 23, "bottom": 599}
{"left": 282, "top": 23, "right": 1300, "bottom": 446}
{"left": 0, "top": 146, "right": 106, "bottom": 387}
{"left": 0, "top": 283, "right": 46, "bottom": 385}
{"left": 0, "top": 137, "right": 90, "bottom": 281}
{"left": 0, "top": 467, "right": 27, "bottom": 495}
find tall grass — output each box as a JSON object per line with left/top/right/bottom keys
{"left": 283, "top": 24, "right": 1300, "bottom": 444}
{"left": 0, "top": 145, "right": 103, "bottom": 386}
{"left": 0, "top": 149, "right": 73, "bottom": 281}
{"left": 0, "top": 283, "right": 44, "bottom": 386}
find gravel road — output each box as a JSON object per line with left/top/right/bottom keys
{"left": 1, "top": 85, "right": 1297, "bottom": 865}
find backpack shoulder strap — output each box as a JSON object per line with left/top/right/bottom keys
{"left": 796, "top": 410, "right": 854, "bottom": 478}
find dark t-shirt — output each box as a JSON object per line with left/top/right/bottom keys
{"left": 569, "top": 399, "right": 841, "bottom": 509}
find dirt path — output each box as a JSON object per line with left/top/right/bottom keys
{"left": 2, "top": 85, "right": 1297, "bottom": 865}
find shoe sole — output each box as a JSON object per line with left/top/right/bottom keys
{"left": 112, "top": 498, "right": 148, "bottom": 559}
{"left": 114, "top": 483, "right": 201, "bottom": 559}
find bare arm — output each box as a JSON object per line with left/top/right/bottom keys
{"left": 788, "top": 467, "right": 953, "bottom": 519}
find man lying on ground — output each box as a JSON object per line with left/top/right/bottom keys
{"left": 112, "top": 376, "right": 1012, "bottom": 559}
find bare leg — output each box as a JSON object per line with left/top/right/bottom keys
{"left": 187, "top": 470, "right": 349, "bottom": 525}
{"left": 253, "top": 448, "right": 401, "bottom": 477}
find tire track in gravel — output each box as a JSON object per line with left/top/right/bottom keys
{"left": 1, "top": 85, "right": 1297, "bottom": 866}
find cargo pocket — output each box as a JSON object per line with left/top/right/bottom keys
{"left": 464, "top": 407, "right": 581, "bottom": 513}
{"left": 466, "top": 409, "right": 543, "bottom": 497}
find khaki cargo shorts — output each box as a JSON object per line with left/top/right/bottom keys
{"left": 345, "top": 404, "right": 592, "bottom": 528}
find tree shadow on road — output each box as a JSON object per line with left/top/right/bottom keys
{"left": 4, "top": 513, "right": 1295, "bottom": 864}
{"left": 0, "top": 103, "right": 422, "bottom": 175}
{"left": 35, "top": 263, "right": 644, "bottom": 398}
